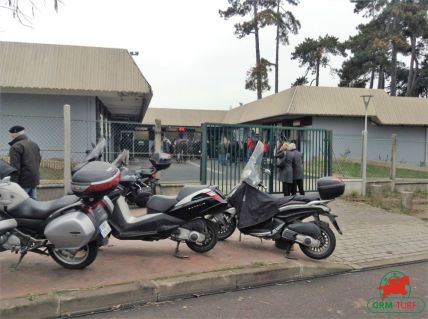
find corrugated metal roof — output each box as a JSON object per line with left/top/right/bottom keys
{"left": 0, "top": 41, "right": 151, "bottom": 94}
{"left": 290, "top": 86, "right": 383, "bottom": 117}
{"left": 146, "top": 86, "right": 427, "bottom": 127}
{"left": 142, "top": 108, "right": 227, "bottom": 126}
{"left": 223, "top": 88, "right": 295, "bottom": 123}
{"left": 375, "top": 95, "right": 428, "bottom": 125}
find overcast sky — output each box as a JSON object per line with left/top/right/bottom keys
{"left": 0, "top": 0, "right": 367, "bottom": 110}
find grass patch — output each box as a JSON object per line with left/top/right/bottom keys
{"left": 40, "top": 167, "right": 63, "bottom": 181}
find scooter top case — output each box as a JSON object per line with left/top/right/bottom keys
{"left": 71, "top": 161, "right": 120, "bottom": 200}
{"left": 149, "top": 152, "right": 171, "bottom": 171}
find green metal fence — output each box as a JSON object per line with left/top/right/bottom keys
{"left": 200, "top": 123, "right": 333, "bottom": 194}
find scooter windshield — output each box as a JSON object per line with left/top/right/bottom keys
{"left": 83, "top": 138, "right": 107, "bottom": 162}
{"left": 0, "top": 160, "right": 16, "bottom": 179}
{"left": 240, "top": 141, "right": 264, "bottom": 187}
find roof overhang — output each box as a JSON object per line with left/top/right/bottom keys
{"left": 0, "top": 87, "right": 152, "bottom": 122}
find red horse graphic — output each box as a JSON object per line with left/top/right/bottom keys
{"left": 378, "top": 275, "right": 410, "bottom": 301}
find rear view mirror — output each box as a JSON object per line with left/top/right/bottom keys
{"left": 263, "top": 169, "right": 271, "bottom": 176}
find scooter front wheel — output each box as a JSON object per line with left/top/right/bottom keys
{"left": 186, "top": 220, "right": 218, "bottom": 253}
{"left": 217, "top": 215, "right": 237, "bottom": 241}
{"left": 299, "top": 223, "right": 336, "bottom": 260}
{"left": 48, "top": 241, "right": 98, "bottom": 269}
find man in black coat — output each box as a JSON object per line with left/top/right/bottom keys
{"left": 8, "top": 126, "right": 41, "bottom": 200}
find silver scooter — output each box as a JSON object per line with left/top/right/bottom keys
{"left": 0, "top": 155, "right": 117, "bottom": 269}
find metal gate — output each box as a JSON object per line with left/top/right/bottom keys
{"left": 200, "top": 123, "right": 332, "bottom": 194}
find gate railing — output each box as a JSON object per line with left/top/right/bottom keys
{"left": 201, "top": 123, "right": 332, "bottom": 194}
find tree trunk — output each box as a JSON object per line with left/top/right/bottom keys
{"left": 316, "top": 58, "right": 320, "bottom": 86}
{"left": 406, "top": 35, "right": 416, "bottom": 97}
{"left": 378, "top": 65, "right": 385, "bottom": 89}
{"left": 369, "top": 69, "right": 375, "bottom": 89}
{"left": 254, "top": 3, "right": 262, "bottom": 100}
{"left": 390, "top": 43, "right": 397, "bottom": 96}
{"left": 274, "top": 1, "right": 280, "bottom": 93}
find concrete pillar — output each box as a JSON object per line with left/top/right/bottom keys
{"left": 390, "top": 134, "right": 397, "bottom": 192}
{"left": 369, "top": 184, "right": 383, "bottom": 204}
{"left": 63, "top": 104, "right": 71, "bottom": 195}
{"left": 400, "top": 191, "right": 414, "bottom": 210}
{"left": 154, "top": 119, "right": 161, "bottom": 153}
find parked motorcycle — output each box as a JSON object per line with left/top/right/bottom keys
{"left": 0, "top": 144, "right": 118, "bottom": 269}
{"left": 107, "top": 182, "right": 227, "bottom": 257}
{"left": 81, "top": 139, "right": 225, "bottom": 258}
{"left": 113, "top": 150, "right": 171, "bottom": 207}
{"left": 214, "top": 141, "right": 345, "bottom": 260}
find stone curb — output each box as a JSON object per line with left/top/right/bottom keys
{"left": 1, "top": 256, "right": 427, "bottom": 319}
{"left": 0, "top": 261, "right": 351, "bottom": 319}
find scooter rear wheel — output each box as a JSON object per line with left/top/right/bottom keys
{"left": 186, "top": 220, "right": 218, "bottom": 253}
{"left": 48, "top": 241, "right": 98, "bottom": 269}
{"left": 299, "top": 223, "right": 336, "bottom": 260}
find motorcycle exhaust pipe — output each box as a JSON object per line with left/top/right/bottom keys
{"left": 282, "top": 228, "right": 320, "bottom": 248}
{"left": 173, "top": 228, "right": 206, "bottom": 243}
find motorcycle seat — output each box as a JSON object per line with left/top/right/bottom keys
{"left": 8, "top": 195, "right": 80, "bottom": 220}
{"left": 176, "top": 185, "right": 210, "bottom": 201}
{"left": 146, "top": 195, "right": 177, "bottom": 214}
{"left": 275, "top": 195, "right": 320, "bottom": 207}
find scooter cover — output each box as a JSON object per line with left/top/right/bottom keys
{"left": 228, "top": 180, "right": 279, "bottom": 230}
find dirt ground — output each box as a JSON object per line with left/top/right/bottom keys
{"left": 344, "top": 191, "right": 428, "bottom": 222}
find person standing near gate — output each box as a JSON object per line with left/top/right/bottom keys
{"left": 276, "top": 142, "right": 293, "bottom": 196}
{"left": 290, "top": 143, "right": 305, "bottom": 195}
{"left": 8, "top": 126, "right": 41, "bottom": 200}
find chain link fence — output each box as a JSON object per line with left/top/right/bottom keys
{"left": 332, "top": 133, "right": 428, "bottom": 180}
{"left": 1, "top": 113, "right": 426, "bottom": 185}
{"left": 0, "top": 114, "right": 203, "bottom": 184}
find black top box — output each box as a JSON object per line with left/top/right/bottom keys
{"left": 149, "top": 152, "right": 172, "bottom": 171}
{"left": 317, "top": 177, "right": 345, "bottom": 200}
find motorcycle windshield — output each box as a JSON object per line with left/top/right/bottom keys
{"left": 83, "top": 138, "right": 106, "bottom": 162}
{"left": 240, "top": 141, "right": 264, "bottom": 187}
{"left": 0, "top": 160, "right": 17, "bottom": 179}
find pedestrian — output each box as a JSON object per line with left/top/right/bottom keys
{"left": 218, "top": 136, "right": 229, "bottom": 165}
{"left": 8, "top": 126, "right": 41, "bottom": 200}
{"left": 289, "top": 143, "right": 305, "bottom": 195}
{"left": 276, "top": 142, "right": 293, "bottom": 196}
{"left": 246, "top": 136, "right": 254, "bottom": 161}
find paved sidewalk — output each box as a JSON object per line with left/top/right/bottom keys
{"left": 0, "top": 199, "right": 427, "bottom": 318}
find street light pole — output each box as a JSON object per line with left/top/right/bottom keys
{"left": 361, "top": 95, "right": 373, "bottom": 196}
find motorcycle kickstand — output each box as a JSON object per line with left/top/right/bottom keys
{"left": 174, "top": 241, "right": 189, "bottom": 259}
{"left": 284, "top": 243, "right": 297, "bottom": 260}
{"left": 12, "top": 251, "right": 27, "bottom": 271}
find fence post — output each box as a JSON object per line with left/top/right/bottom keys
{"left": 268, "top": 126, "right": 274, "bottom": 193}
{"left": 390, "top": 134, "right": 397, "bottom": 192}
{"left": 200, "top": 123, "right": 208, "bottom": 184}
{"left": 63, "top": 104, "right": 71, "bottom": 195}
{"left": 154, "top": 119, "right": 161, "bottom": 153}
{"left": 328, "top": 130, "right": 333, "bottom": 176}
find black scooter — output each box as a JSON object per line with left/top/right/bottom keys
{"left": 220, "top": 141, "right": 345, "bottom": 260}
{"left": 113, "top": 151, "right": 171, "bottom": 207}
{"left": 107, "top": 184, "right": 227, "bottom": 257}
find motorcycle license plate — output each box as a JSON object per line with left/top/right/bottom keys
{"left": 99, "top": 220, "right": 111, "bottom": 238}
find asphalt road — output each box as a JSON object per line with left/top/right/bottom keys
{"left": 81, "top": 262, "right": 427, "bottom": 319}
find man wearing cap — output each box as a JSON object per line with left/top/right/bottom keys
{"left": 8, "top": 126, "right": 41, "bottom": 200}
